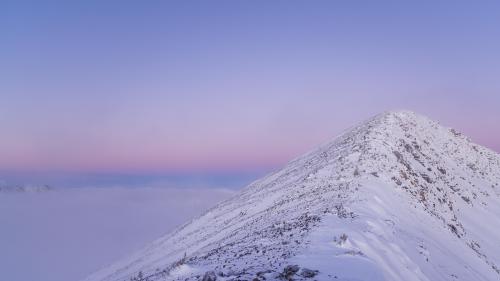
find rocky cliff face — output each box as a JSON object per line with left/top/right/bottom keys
{"left": 84, "top": 110, "right": 500, "bottom": 281}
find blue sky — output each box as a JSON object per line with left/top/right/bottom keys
{"left": 1, "top": 1, "right": 500, "bottom": 186}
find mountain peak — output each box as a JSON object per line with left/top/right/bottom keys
{"left": 85, "top": 111, "right": 500, "bottom": 281}
{"left": 383, "top": 108, "right": 418, "bottom": 116}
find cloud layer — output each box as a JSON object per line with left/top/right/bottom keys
{"left": 0, "top": 187, "right": 234, "bottom": 281}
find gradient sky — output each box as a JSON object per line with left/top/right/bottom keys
{"left": 1, "top": 1, "right": 500, "bottom": 182}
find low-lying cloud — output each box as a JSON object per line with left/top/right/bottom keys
{"left": 0, "top": 187, "right": 235, "bottom": 281}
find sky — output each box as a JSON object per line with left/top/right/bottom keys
{"left": 1, "top": 1, "right": 500, "bottom": 186}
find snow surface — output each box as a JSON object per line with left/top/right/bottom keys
{"left": 84, "top": 110, "right": 500, "bottom": 281}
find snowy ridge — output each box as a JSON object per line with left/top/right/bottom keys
{"left": 84, "top": 110, "right": 500, "bottom": 281}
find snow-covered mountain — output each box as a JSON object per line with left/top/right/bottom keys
{"left": 84, "top": 110, "right": 500, "bottom": 281}
{"left": 0, "top": 183, "right": 52, "bottom": 193}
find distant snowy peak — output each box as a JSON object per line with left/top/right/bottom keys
{"left": 84, "top": 110, "right": 500, "bottom": 281}
{"left": 0, "top": 183, "right": 53, "bottom": 193}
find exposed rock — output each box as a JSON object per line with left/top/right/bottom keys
{"left": 281, "top": 265, "right": 300, "bottom": 280}
{"left": 299, "top": 268, "right": 319, "bottom": 278}
{"left": 202, "top": 271, "right": 217, "bottom": 281}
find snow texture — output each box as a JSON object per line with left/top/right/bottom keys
{"left": 84, "top": 110, "right": 500, "bottom": 281}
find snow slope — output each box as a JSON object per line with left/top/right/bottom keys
{"left": 84, "top": 110, "right": 500, "bottom": 281}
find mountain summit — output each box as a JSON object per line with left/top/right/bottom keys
{"left": 85, "top": 110, "right": 500, "bottom": 281}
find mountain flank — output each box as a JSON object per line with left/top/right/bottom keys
{"left": 85, "top": 110, "right": 500, "bottom": 281}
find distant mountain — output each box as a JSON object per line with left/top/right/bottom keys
{"left": 0, "top": 183, "right": 53, "bottom": 193}
{"left": 84, "top": 110, "right": 500, "bottom": 281}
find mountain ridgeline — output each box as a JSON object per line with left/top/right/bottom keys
{"left": 85, "top": 111, "right": 500, "bottom": 281}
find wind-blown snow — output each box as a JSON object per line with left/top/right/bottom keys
{"left": 85, "top": 110, "right": 500, "bottom": 281}
{"left": 0, "top": 187, "right": 234, "bottom": 281}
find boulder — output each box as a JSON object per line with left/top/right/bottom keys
{"left": 202, "top": 271, "right": 217, "bottom": 281}
{"left": 300, "top": 268, "right": 319, "bottom": 278}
